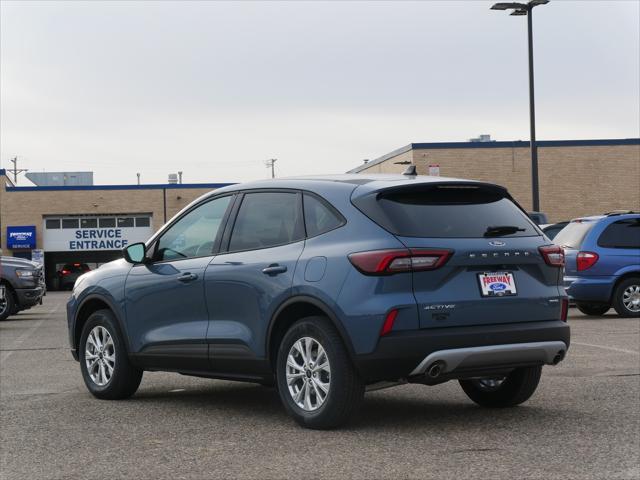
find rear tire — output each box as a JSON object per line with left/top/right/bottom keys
{"left": 576, "top": 302, "right": 610, "bottom": 316}
{"left": 79, "top": 309, "right": 143, "bottom": 400}
{"left": 459, "top": 366, "right": 542, "bottom": 408}
{"left": 612, "top": 277, "right": 640, "bottom": 318}
{"left": 276, "top": 316, "right": 364, "bottom": 429}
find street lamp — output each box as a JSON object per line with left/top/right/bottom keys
{"left": 491, "top": 0, "right": 548, "bottom": 212}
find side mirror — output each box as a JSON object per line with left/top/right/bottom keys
{"left": 123, "top": 242, "right": 147, "bottom": 264}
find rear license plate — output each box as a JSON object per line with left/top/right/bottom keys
{"left": 478, "top": 272, "right": 517, "bottom": 297}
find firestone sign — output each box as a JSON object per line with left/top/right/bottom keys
{"left": 7, "top": 226, "right": 37, "bottom": 249}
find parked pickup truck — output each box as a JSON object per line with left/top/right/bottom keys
{"left": 0, "top": 256, "right": 45, "bottom": 321}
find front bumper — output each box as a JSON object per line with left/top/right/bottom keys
{"left": 355, "top": 320, "right": 570, "bottom": 383}
{"left": 15, "top": 286, "right": 45, "bottom": 309}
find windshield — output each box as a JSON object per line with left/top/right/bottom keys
{"left": 553, "top": 221, "right": 596, "bottom": 249}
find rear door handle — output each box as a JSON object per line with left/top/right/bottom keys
{"left": 177, "top": 272, "right": 198, "bottom": 283}
{"left": 262, "top": 264, "right": 287, "bottom": 276}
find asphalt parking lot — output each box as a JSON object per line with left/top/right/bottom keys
{"left": 1, "top": 292, "right": 638, "bottom": 480}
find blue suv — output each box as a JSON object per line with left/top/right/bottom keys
{"left": 556, "top": 212, "right": 640, "bottom": 317}
{"left": 67, "top": 174, "right": 570, "bottom": 428}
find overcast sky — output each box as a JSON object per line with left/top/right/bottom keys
{"left": 1, "top": 0, "right": 638, "bottom": 185}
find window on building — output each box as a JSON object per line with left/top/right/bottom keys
{"left": 99, "top": 218, "right": 116, "bottom": 228}
{"left": 229, "top": 192, "right": 304, "bottom": 251}
{"left": 45, "top": 219, "right": 61, "bottom": 229}
{"left": 62, "top": 219, "right": 79, "bottom": 229}
{"left": 81, "top": 218, "right": 98, "bottom": 228}
{"left": 135, "top": 217, "right": 150, "bottom": 228}
{"left": 117, "top": 218, "right": 134, "bottom": 228}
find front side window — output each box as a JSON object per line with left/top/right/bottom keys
{"left": 229, "top": 192, "right": 303, "bottom": 251}
{"left": 155, "top": 196, "right": 232, "bottom": 261}
{"left": 598, "top": 219, "right": 640, "bottom": 249}
{"left": 303, "top": 193, "right": 344, "bottom": 237}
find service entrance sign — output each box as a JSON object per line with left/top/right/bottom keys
{"left": 43, "top": 224, "right": 153, "bottom": 252}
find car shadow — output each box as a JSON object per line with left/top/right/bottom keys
{"left": 130, "top": 381, "right": 570, "bottom": 432}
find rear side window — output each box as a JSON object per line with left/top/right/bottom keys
{"left": 554, "top": 221, "right": 596, "bottom": 249}
{"left": 354, "top": 185, "right": 537, "bottom": 238}
{"left": 229, "top": 192, "right": 303, "bottom": 251}
{"left": 303, "top": 193, "right": 344, "bottom": 237}
{"left": 598, "top": 219, "right": 640, "bottom": 249}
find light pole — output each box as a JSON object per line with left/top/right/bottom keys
{"left": 491, "top": 0, "right": 548, "bottom": 212}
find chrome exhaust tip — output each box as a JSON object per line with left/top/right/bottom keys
{"left": 426, "top": 360, "right": 446, "bottom": 379}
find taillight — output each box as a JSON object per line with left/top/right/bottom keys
{"left": 577, "top": 251, "right": 599, "bottom": 271}
{"left": 61, "top": 269, "right": 70, "bottom": 275}
{"left": 348, "top": 249, "right": 452, "bottom": 275}
{"left": 560, "top": 298, "right": 568, "bottom": 322}
{"left": 380, "top": 309, "right": 398, "bottom": 336}
{"left": 539, "top": 245, "right": 565, "bottom": 267}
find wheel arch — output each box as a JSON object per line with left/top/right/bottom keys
{"left": 266, "top": 295, "right": 355, "bottom": 371}
{"left": 610, "top": 271, "right": 640, "bottom": 301}
{"left": 74, "top": 294, "right": 129, "bottom": 355}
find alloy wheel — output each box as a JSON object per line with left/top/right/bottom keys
{"left": 622, "top": 284, "right": 640, "bottom": 313}
{"left": 286, "top": 337, "right": 331, "bottom": 411}
{"left": 85, "top": 326, "right": 116, "bottom": 386}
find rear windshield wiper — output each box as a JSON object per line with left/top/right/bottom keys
{"left": 483, "top": 225, "right": 526, "bottom": 237}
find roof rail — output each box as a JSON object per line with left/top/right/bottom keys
{"left": 605, "top": 210, "right": 637, "bottom": 216}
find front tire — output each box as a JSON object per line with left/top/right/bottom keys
{"left": 276, "top": 316, "right": 364, "bottom": 429}
{"left": 459, "top": 366, "right": 542, "bottom": 408}
{"left": 576, "top": 302, "right": 610, "bottom": 316}
{"left": 612, "top": 277, "right": 640, "bottom": 318}
{"left": 79, "top": 309, "right": 143, "bottom": 399}
{"left": 0, "top": 285, "right": 15, "bottom": 321}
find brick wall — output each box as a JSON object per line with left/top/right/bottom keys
{"left": 0, "top": 183, "right": 217, "bottom": 252}
{"left": 355, "top": 144, "right": 640, "bottom": 222}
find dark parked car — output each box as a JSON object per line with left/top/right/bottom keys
{"left": 542, "top": 221, "right": 570, "bottom": 240}
{"left": 528, "top": 211, "right": 549, "bottom": 225}
{"left": 0, "top": 256, "right": 45, "bottom": 321}
{"left": 57, "top": 263, "right": 91, "bottom": 290}
{"left": 67, "top": 174, "right": 570, "bottom": 428}
{"left": 558, "top": 212, "right": 640, "bottom": 317}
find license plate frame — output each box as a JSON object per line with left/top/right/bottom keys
{"left": 478, "top": 271, "right": 517, "bottom": 297}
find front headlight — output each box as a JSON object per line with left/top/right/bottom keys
{"left": 15, "top": 269, "right": 36, "bottom": 279}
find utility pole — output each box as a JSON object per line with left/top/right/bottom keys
{"left": 9, "top": 157, "right": 28, "bottom": 185}
{"left": 265, "top": 159, "right": 277, "bottom": 179}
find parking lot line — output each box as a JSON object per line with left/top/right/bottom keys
{"left": 0, "top": 302, "right": 61, "bottom": 364}
{"left": 572, "top": 341, "right": 639, "bottom": 356}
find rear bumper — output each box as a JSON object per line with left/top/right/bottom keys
{"left": 15, "top": 287, "right": 45, "bottom": 309}
{"left": 564, "top": 275, "right": 614, "bottom": 303}
{"left": 354, "top": 320, "right": 570, "bottom": 383}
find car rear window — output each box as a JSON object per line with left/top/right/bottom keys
{"left": 354, "top": 184, "right": 538, "bottom": 238}
{"left": 553, "top": 221, "right": 596, "bottom": 249}
{"left": 598, "top": 219, "right": 640, "bottom": 249}
{"left": 62, "top": 263, "right": 90, "bottom": 272}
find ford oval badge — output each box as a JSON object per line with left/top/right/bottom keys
{"left": 489, "top": 240, "right": 506, "bottom": 247}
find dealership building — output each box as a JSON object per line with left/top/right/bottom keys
{"left": 0, "top": 169, "right": 232, "bottom": 287}
{"left": 1, "top": 136, "right": 638, "bottom": 287}
{"left": 350, "top": 137, "right": 640, "bottom": 221}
